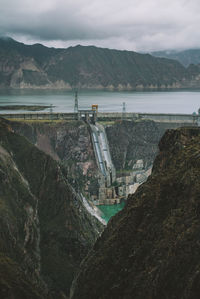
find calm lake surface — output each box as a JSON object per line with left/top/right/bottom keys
{"left": 0, "top": 89, "right": 200, "bottom": 114}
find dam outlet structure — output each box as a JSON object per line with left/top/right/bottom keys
{"left": 90, "top": 122, "right": 117, "bottom": 205}
{"left": 1, "top": 110, "right": 199, "bottom": 205}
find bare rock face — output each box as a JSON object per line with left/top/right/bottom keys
{"left": 106, "top": 120, "right": 192, "bottom": 171}
{"left": 0, "top": 119, "right": 103, "bottom": 298}
{"left": 12, "top": 120, "right": 99, "bottom": 197}
{"left": 0, "top": 121, "right": 44, "bottom": 299}
{"left": 106, "top": 120, "right": 163, "bottom": 170}
{"left": 70, "top": 127, "right": 200, "bottom": 299}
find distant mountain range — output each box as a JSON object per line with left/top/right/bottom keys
{"left": 1, "top": 37, "right": 200, "bottom": 90}
{"left": 151, "top": 49, "right": 200, "bottom": 67}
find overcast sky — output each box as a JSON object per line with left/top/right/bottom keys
{"left": 1, "top": 0, "right": 200, "bottom": 52}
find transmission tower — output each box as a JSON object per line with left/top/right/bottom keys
{"left": 122, "top": 102, "right": 126, "bottom": 121}
{"left": 74, "top": 90, "right": 78, "bottom": 113}
{"left": 50, "top": 104, "right": 53, "bottom": 121}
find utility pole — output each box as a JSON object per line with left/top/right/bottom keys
{"left": 74, "top": 90, "right": 78, "bottom": 113}
{"left": 122, "top": 102, "right": 126, "bottom": 121}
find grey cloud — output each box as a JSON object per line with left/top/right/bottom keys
{"left": 1, "top": 0, "right": 200, "bottom": 51}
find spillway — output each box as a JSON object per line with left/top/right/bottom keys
{"left": 90, "top": 123, "right": 116, "bottom": 186}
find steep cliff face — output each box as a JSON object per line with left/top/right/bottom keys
{"left": 106, "top": 120, "right": 189, "bottom": 171}
{"left": 12, "top": 120, "right": 99, "bottom": 197}
{"left": 106, "top": 120, "right": 162, "bottom": 170}
{"left": 0, "top": 121, "right": 44, "bottom": 298}
{"left": 70, "top": 127, "right": 200, "bottom": 299}
{"left": 0, "top": 37, "right": 59, "bottom": 89}
{"left": 0, "top": 118, "right": 103, "bottom": 298}
{"left": 0, "top": 52, "right": 51, "bottom": 88}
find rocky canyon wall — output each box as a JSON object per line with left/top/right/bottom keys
{"left": 70, "top": 126, "right": 200, "bottom": 299}
{"left": 0, "top": 118, "right": 103, "bottom": 298}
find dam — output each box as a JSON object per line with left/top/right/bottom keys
{"left": 1, "top": 110, "right": 199, "bottom": 205}
{"left": 90, "top": 123, "right": 116, "bottom": 186}
{"left": 1, "top": 111, "right": 200, "bottom": 124}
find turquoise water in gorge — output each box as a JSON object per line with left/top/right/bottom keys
{"left": 0, "top": 89, "right": 200, "bottom": 114}
{"left": 98, "top": 201, "right": 126, "bottom": 223}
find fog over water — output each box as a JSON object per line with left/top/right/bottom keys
{"left": 0, "top": 89, "right": 200, "bottom": 114}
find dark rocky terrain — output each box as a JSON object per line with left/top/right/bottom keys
{"left": 12, "top": 119, "right": 195, "bottom": 198}
{"left": 106, "top": 120, "right": 193, "bottom": 171}
{"left": 0, "top": 118, "right": 103, "bottom": 298}
{"left": 70, "top": 126, "right": 200, "bottom": 299}
{"left": 1, "top": 37, "right": 200, "bottom": 90}
{"left": 12, "top": 120, "right": 99, "bottom": 197}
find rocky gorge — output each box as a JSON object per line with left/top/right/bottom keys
{"left": 0, "top": 118, "right": 103, "bottom": 298}
{"left": 70, "top": 126, "right": 200, "bottom": 299}
{"left": 11, "top": 118, "right": 188, "bottom": 205}
{"left": 0, "top": 115, "right": 198, "bottom": 298}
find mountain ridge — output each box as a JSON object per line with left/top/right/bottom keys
{"left": 1, "top": 37, "right": 200, "bottom": 90}
{"left": 151, "top": 48, "right": 200, "bottom": 67}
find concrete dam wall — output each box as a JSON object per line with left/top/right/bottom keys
{"left": 98, "top": 112, "right": 200, "bottom": 123}
{"left": 1, "top": 111, "right": 200, "bottom": 124}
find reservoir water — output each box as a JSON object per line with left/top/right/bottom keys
{"left": 0, "top": 89, "right": 200, "bottom": 114}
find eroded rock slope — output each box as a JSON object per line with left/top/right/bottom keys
{"left": 12, "top": 120, "right": 99, "bottom": 197}
{"left": 0, "top": 118, "right": 103, "bottom": 298}
{"left": 71, "top": 127, "right": 200, "bottom": 299}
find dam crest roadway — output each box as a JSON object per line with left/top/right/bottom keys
{"left": 1, "top": 111, "right": 200, "bottom": 124}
